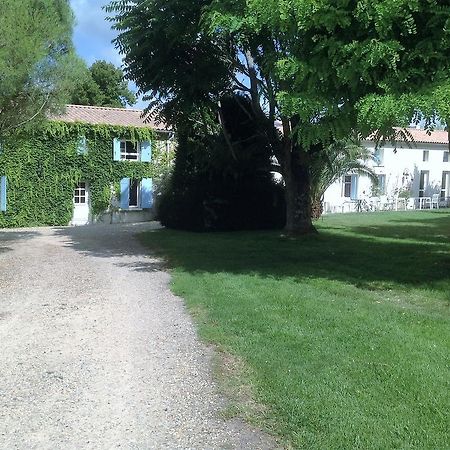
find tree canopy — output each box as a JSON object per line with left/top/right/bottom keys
{"left": 70, "top": 60, "right": 136, "bottom": 108}
{"left": 107, "top": 0, "right": 450, "bottom": 233}
{"left": 0, "top": 0, "right": 82, "bottom": 136}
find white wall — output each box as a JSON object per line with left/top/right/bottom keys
{"left": 322, "top": 140, "right": 450, "bottom": 212}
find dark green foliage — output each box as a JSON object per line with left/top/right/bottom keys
{"left": 107, "top": 0, "right": 450, "bottom": 233}
{"left": 158, "top": 96, "right": 285, "bottom": 231}
{"left": 0, "top": 0, "right": 83, "bottom": 136}
{"left": 106, "top": 0, "right": 230, "bottom": 124}
{"left": 0, "top": 122, "right": 164, "bottom": 228}
{"left": 158, "top": 141, "right": 285, "bottom": 232}
{"left": 70, "top": 60, "right": 136, "bottom": 108}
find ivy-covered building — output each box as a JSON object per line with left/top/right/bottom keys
{"left": 0, "top": 105, "right": 173, "bottom": 228}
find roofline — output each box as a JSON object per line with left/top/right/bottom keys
{"left": 65, "top": 104, "right": 146, "bottom": 114}
{"left": 50, "top": 104, "right": 172, "bottom": 132}
{"left": 364, "top": 127, "right": 448, "bottom": 145}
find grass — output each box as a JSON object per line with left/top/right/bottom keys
{"left": 140, "top": 211, "right": 450, "bottom": 449}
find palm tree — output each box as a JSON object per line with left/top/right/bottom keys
{"left": 310, "top": 139, "right": 378, "bottom": 219}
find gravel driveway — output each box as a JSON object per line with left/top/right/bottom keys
{"left": 0, "top": 223, "right": 276, "bottom": 450}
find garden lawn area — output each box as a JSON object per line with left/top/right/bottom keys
{"left": 140, "top": 211, "right": 450, "bottom": 449}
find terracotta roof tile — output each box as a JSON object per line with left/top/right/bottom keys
{"left": 395, "top": 127, "right": 449, "bottom": 145}
{"left": 275, "top": 121, "right": 448, "bottom": 145}
{"left": 53, "top": 104, "right": 167, "bottom": 130}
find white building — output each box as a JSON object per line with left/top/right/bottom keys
{"left": 322, "top": 127, "right": 450, "bottom": 213}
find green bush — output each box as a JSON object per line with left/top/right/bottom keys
{"left": 157, "top": 96, "right": 286, "bottom": 231}
{"left": 158, "top": 169, "right": 285, "bottom": 232}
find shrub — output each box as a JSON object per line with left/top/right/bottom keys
{"left": 157, "top": 96, "right": 286, "bottom": 231}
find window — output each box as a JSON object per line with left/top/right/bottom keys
{"left": 419, "top": 170, "right": 429, "bottom": 198}
{"left": 77, "top": 136, "right": 87, "bottom": 155}
{"left": 423, "top": 150, "right": 429, "bottom": 162}
{"left": 377, "top": 174, "right": 386, "bottom": 195}
{"left": 343, "top": 174, "right": 358, "bottom": 199}
{"left": 444, "top": 151, "right": 449, "bottom": 163}
{"left": 373, "top": 148, "right": 384, "bottom": 166}
{"left": 74, "top": 182, "right": 86, "bottom": 204}
{"left": 120, "top": 177, "right": 153, "bottom": 209}
{"left": 120, "top": 140, "right": 140, "bottom": 160}
{"left": 441, "top": 172, "right": 450, "bottom": 199}
{"left": 113, "top": 139, "right": 151, "bottom": 162}
{"left": 343, "top": 175, "right": 352, "bottom": 198}
{"left": 0, "top": 176, "right": 6, "bottom": 212}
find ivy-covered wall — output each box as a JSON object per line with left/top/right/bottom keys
{"left": 0, "top": 121, "right": 172, "bottom": 228}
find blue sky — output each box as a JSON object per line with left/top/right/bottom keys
{"left": 70, "top": 0, "right": 146, "bottom": 108}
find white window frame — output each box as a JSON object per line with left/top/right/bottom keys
{"left": 423, "top": 150, "right": 429, "bottom": 162}
{"left": 120, "top": 140, "right": 141, "bottom": 161}
{"left": 74, "top": 182, "right": 87, "bottom": 204}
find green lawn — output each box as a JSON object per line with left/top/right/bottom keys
{"left": 140, "top": 211, "right": 450, "bottom": 449}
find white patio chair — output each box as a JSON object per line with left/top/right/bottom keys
{"left": 407, "top": 198, "right": 416, "bottom": 210}
{"left": 419, "top": 197, "right": 432, "bottom": 209}
{"left": 431, "top": 194, "right": 440, "bottom": 209}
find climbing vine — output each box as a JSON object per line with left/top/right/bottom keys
{"left": 0, "top": 121, "right": 173, "bottom": 228}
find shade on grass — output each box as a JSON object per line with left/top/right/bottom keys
{"left": 140, "top": 211, "right": 450, "bottom": 449}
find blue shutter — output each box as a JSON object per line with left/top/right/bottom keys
{"left": 77, "top": 136, "right": 87, "bottom": 155}
{"left": 350, "top": 175, "right": 358, "bottom": 200}
{"left": 373, "top": 148, "right": 380, "bottom": 165}
{"left": 140, "top": 178, "right": 153, "bottom": 208}
{"left": 120, "top": 178, "right": 130, "bottom": 209}
{"left": 378, "top": 175, "right": 386, "bottom": 194}
{"left": 0, "top": 176, "right": 7, "bottom": 212}
{"left": 113, "top": 138, "right": 121, "bottom": 161}
{"left": 140, "top": 141, "right": 152, "bottom": 162}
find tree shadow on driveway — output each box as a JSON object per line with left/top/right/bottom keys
{"left": 0, "top": 229, "right": 41, "bottom": 254}
{"left": 53, "top": 222, "right": 166, "bottom": 273}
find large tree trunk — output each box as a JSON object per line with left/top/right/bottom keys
{"left": 281, "top": 119, "right": 317, "bottom": 234}
{"left": 284, "top": 161, "right": 317, "bottom": 234}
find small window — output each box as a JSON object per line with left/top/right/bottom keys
{"left": 377, "top": 174, "right": 386, "bottom": 195}
{"left": 74, "top": 182, "right": 86, "bottom": 204}
{"left": 419, "top": 170, "right": 429, "bottom": 198}
{"left": 423, "top": 150, "right": 429, "bottom": 162}
{"left": 444, "top": 151, "right": 449, "bottom": 163}
{"left": 120, "top": 140, "right": 140, "bottom": 160}
{"left": 343, "top": 175, "right": 352, "bottom": 198}
{"left": 373, "top": 148, "right": 384, "bottom": 166}
{"left": 77, "top": 136, "right": 87, "bottom": 155}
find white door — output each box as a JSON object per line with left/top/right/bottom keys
{"left": 71, "top": 182, "right": 90, "bottom": 225}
